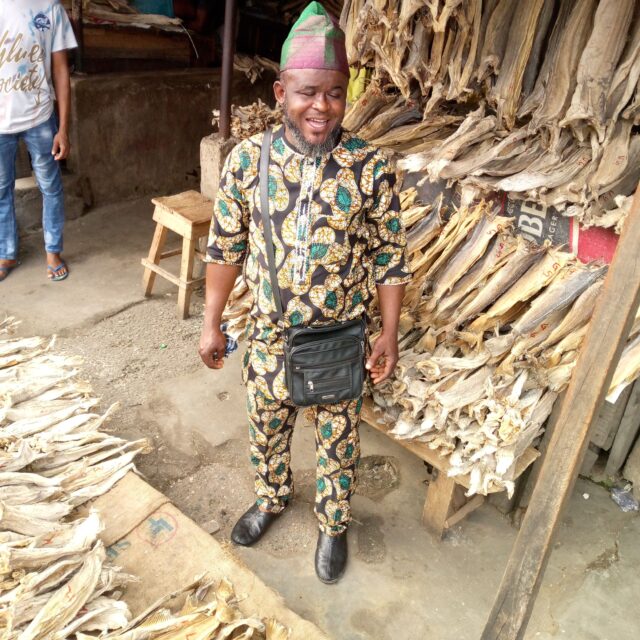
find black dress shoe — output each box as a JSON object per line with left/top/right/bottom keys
{"left": 315, "top": 530, "right": 348, "bottom": 584}
{"left": 230, "top": 504, "right": 279, "bottom": 546}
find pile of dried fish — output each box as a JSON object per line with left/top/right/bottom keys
{"left": 368, "top": 199, "right": 640, "bottom": 496}
{"left": 213, "top": 100, "right": 283, "bottom": 141}
{"left": 234, "top": 55, "right": 280, "bottom": 85}
{"left": 0, "top": 319, "right": 289, "bottom": 640}
{"left": 342, "top": 0, "right": 640, "bottom": 228}
{"left": 0, "top": 324, "right": 140, "bottom": 638}
{"left": 100, "top": 575, "right": 288, "bottom": 640}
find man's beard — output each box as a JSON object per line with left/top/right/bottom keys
{"left": 282, "top": 102, "right": 341, "bottom": 157}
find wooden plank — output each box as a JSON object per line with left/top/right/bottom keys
{"left": 445, "top": 495, "right": 485, "bottom": 529}
{"left": 177, "top": 236, "right": 196, "bottom": 319}
{"left": 141, "top": 260, "right": 205, "bottom": 290}
{"left": 606, "top": 379, "right": 640, "bottom": 475}
{"left": 82, "top": 26, "right": 191, "bottom": 62}
{"left": 422, "top": 470, "right": 457, "bottom": 538}
{"left": 481, "top": 183, "right": 640, "bottom": 640}
{"left": 361, "top": 401, "right": 539, "bottom": 493}
{"left": 579, "top": 444, "right": 600, "bottom": 477}
{"left": 142, "top": 222, "right": 167, "bottom": 297}
{"left": 589, "top": 385, "right": 632, "bottom": 450}
{"left": 160, "top": 247, "right": 182, "bottom": 259}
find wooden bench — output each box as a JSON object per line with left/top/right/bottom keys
{"left": 361, "top": 399, "right": 539, "bottom": 538}
{"left": 141, "top": 191, "right": 212, "bottom": 319}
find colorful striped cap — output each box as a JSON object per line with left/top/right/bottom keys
{"left": 280, "top": 2, "right": 349, "bottom": 76}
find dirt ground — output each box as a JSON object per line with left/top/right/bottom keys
{"left": 4, "top": 199, "right": 640, "bottom": 640}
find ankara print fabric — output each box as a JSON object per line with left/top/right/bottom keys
{"left": 244, "top": 348, "right": 361, "bottom": 536}
{"left": 206, "top": 125, "right": 411, "bottom": 354}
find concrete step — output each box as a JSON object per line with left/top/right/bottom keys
{"left": 15, "top": 173, "right": 93, "bottom": 231}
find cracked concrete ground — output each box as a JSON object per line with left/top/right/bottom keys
{"left": 4, "top": 199, "right": 640, "bottom": 639}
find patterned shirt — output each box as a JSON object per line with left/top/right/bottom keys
{"left": 206, "top": 125, "right": 411, "bottom": 352}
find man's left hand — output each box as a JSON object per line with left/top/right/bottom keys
{"left": 366, "top": 331, "right": 399, "bottom": 385}
{"left": 52, "top": 131, "right": 70, "bottom": 161}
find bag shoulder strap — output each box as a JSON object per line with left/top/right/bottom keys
{"left": 259, "top": 128, "right": 284, "bottom": 321}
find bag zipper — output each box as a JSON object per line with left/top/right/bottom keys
{"left": 293, "top": 355, "right": 363, "bottom": 371}
{"left": 289, "top": 336, "right": 362, "bottom": 358}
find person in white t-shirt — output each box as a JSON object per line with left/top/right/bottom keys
{"left": 0, "top": 0, "right": 77, "bottom": 282}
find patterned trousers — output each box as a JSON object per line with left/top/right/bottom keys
{"left": 243, "top": 341, "right": 362, "bottom": 536}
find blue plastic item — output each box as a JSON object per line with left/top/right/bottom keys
{"left": 131, "top": 0, "right": 175, "bottom": 17}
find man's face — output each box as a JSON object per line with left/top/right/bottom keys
{"left": 274, "top": 69, "right": 348, "bottom": 151}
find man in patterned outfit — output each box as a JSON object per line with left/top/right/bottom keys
{"left": 199, "top": 1, "right": 410, "bottom": 583}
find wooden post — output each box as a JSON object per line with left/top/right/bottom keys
{"left": 605, "top": 379, "right": 640, "bottom": 475}
{"left": 481, "top": 183, "right": 640, "bottom": 640}
{"left": 219, "top": 0, "right": 238, "bottom": 140}
{"left": 71, "top": 0, "right": 84, "bottom": 73}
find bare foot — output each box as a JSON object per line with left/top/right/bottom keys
{"left": 46, "top": 253, "right": 69, "bottom": 281}
{"left": 0, "top": 259, "right": 18, "bottom": 282}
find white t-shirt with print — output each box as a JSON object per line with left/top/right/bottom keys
{"left": 0, "top": 0, "right": 77, "bottom": 134}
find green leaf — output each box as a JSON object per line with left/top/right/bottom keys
{"left": 289, "top": 310, "right": 303, "bottom": 326}
{"left": 336, "top": 185, "right": 352, "bottom": 213}
{"left": 310, "top": 243, "right": 328, "bottom": 260}
{"left": 219, "top": 200, "right": 230, "bottom": 217}
{"left": 344, "top": 137, "right": 367, "bottom": 151}
{"left": 325, "top": 291, "right": 338, "bottom": 309}
{"left": 386, "top": 218, "right": 401, "bottom": 233}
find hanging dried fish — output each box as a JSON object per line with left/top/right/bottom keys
{"left": 561, "top": 0, "right": 635, "bottom": 142}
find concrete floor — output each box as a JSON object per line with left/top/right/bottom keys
{"left": 4, "top": 200, "right": 640, "bottom": 640}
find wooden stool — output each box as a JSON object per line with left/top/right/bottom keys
{"left": 141, "top": 190, "right": 212, "bottom": 319}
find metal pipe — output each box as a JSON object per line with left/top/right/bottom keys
{"left": 71, "top": 0, "right": 84, "bottom": 73}
{"left": 219, "top": 0, "right": 238, "bottom": 140}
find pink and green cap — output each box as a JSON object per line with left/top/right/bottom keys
{"left": 280, "top": 2, "right": 349, "bottom": 76}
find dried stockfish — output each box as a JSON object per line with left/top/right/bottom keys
{"left": 529, "top": 0, "right": 597, "bottom": 133}
{"left": 538, "top": 278, "right": 603, "bottom": 350}
{"left": 470, "top": 248, "right": 573, "bottom": 332}
{"left": 343, "top": 81, "right": 394, "bottom": 132}
{"left": 430, "top": 214, "right": 513, "bottom": 301}
{"left": 605, "top": 9, "right": 640, "bottom": 125}
{"left": 588, "top": 120, "right": 634, "bottom": 200}
{"left": 406, "top": 208, "right": 442, "bottom": 254}
{"left": 489, "top": 0, "right": 546, "bottom": 129}
{"left": 18, "top": 543, "right": 105, "bottom": 640}
{"left": 451, "top": 237, "right": 543, "bottom": 327}
{"left": 521, "top": 0, "right": 556, "bottom": 98}
{"left": 562, "top": 0, "right": 635, "bottom": 142}
{"left": 607, "top": 333, "right": 640, "bottom": 403}
{"left": 476, "top": 0, "right": 517, "bottom": 82}
{"left": 518, "top": 0, "right": 577, "bottom": 119}
{"left": 434, "top": 234, "right": 517, "bottom": 323}
{"left": 511, "top": 263, "right": 607, "bottom": 337}
{"left": 0, "top": 500, "right": 72, "bottom": 537}
{"left": 436, "top": 366, "right": 493, "bottom": 410}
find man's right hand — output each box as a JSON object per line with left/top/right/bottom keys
{"left": 199, "top": 325, "right": 227, "bottom": 369}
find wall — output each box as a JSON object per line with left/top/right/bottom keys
{"left": 68, "top": 69, "right": 274, "bottom": 205}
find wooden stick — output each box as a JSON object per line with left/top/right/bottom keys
{"left": 481, "top": 182, "right": 640, "bottom": 640}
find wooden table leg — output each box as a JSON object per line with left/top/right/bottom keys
{"left": 142, "top": 221, "right": 167, "bottom": 297}
{"left": 177, "top": 235, "right": 196, "bottom": 319}
{"left": 422, "top": 469, "right": 459, "bottom": 538}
